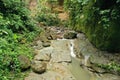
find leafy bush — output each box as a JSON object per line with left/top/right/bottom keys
{"left": 0, "top": 0, "right": 40, "bottom": 79}
{"left": 0, "top": 0, "right": 36, "bottom": 32}
{"left": 64, "top": 0, "right": 120, "bottom": 52}
{"left": 36, "top": 0, "right": 61, "bottom": 26}
{"left": 0, "top": 37, "right": 34, "bottom": 80}
{"left": 36, "top": 12, "right": 60, "bottom": 26}
{"left": 96, "top": 62, "right": 120, "bottom": 75}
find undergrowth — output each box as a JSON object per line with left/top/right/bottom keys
{"left": 96, "top": 62, "right": 120, "bottom": 75}
{"left": 36, "top": 0, "right": 63, "bottom": 26}
{"left": 64, "top": 0, "right": 120, "bottom": 52}
{"left": 0, "top": 0, "right": 41, "bottom": 80}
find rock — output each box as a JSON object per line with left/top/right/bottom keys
{"left": 33, "top": 49, "right": 40, "bottom": 56}
{"left": 44, "top": 27, "right": 57, "bottom": 40}
{"left": 64, "top": 31, "right": 77, "bottom": 39}
{"left": 63, "top": 76, "right": 76, "bottom": 80}
{"left": 77, "top": 33, "right": 86, "bottom": 40}
{"left": 36, "top": 40, "right": 43, "bottom": 46}
{"left": 18, "top": 54, "right": 30, "bottom": 71}
{"left": 47, "top": 63, "right": 75, "bottom": 80}
{"left": 42, "top": 41, "right": 51, "bottom": 47}
{"left": 31, "top": 61, "right": 47, "bottom": 74}
{"left": 24, "top": 72, "right": 45, "bottom": 80}
{"left": 47, "top": 33, "right": 57, "bottom": 40}
{"left": 90, "top": 65, "right": 106, "bottom": 73}
{"left": 33, "top": 40, "right": 43, "bottom": 50}
{"left": 81, "top": 55, "right": 91, "bottom": 67}
{"left": 50, "top": 40, "right": 72, "bottom": 63}
{"left": 50, "top": 50, "right": 71, "bottom": 63}
{"left": 101, "top": 73, "right": 120, "bottom": 80}
{"left": 56, "top": 33, "right": 63, "bottom": 39}
{"left": 34, "top": 47, "right": 53, "bottom": 61}
{"left": 39, "top": 31, "right": 49, "bottom": 42}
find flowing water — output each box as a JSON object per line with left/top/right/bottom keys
{"left": 69, "top": 40, "right": 76, "bottom": 57}
{"left": 69, "top": 40, "right": 91, "bottom": 80}
{"left": 68, "top": 39, "right": 120, "bottom": 80}
{"left": 26, "top": 37, "right": 120, "bottom": 80}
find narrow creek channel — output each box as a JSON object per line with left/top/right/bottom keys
{"left": 68, "top": 39, "right": 91, "bottom": 80}
{"left": 68, "top": 39, "right": 98, "bottom": 80}
{"left": 25, "top": 28, "right": 120, "bottom": 80}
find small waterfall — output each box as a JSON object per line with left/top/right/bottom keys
{"left": 69, "top": 40, "right": 76, "bottom": 57}
{"left": 57, "top": 38, "right": 67, "bottom": 40}
{"left": 84, "top": 55, "right": 90, "bottom": 66}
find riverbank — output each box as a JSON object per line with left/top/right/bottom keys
{"left": 24, "top": 26, "right": 120, "bottom": 80}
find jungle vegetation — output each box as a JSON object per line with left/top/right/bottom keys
{"left": 64, "top": 0, "right": 120, "bottom": 52}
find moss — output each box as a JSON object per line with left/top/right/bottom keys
{"left": 65, "top": 0, "right": 120, "bottom": 52}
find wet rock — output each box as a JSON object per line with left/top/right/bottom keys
{"left": 34, "top": 47, "right": 53, "bottom": 61}
{"left": 101, "top": 73, "right": 120, "bottom": 80}
{"left": 63, "top": 76, "right": 76, "bottom": 80}
{"left": 31, "top": 61, "right": 47, "bottom": 74}
{"left": 81, "top": 55, "right": 92, "bottom": 67}
{"left": 18, "top": 54, "right": 30, "bottom": 71}
{"left": 51, "top": 50, "right": 71, "bottom": 63}
{"left": 50, "top": 40, "right": 72, "bottom": 63}
{"left": 64, "top": 31, "right": 77, "bottom": 39}
{"left": 90, "top": 65, "right": 106, "bottom": 73}
{"left": 90, "top": 52, "right": 110, "bottom": 65}
{"left": 47, "top": 63, "right": 75, "bottom": 80}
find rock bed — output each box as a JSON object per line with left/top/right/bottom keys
{"left": 25, "top": 40, "right": 76, "bottom": 80}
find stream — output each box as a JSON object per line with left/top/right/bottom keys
{"left": 25, "top": 27, "right": 120, "bottom": 80}
{"left": 25, "top": 0, "right": 120, "bottom": 79}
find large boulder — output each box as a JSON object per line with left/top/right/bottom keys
{"left": 31, "top": 61, "right": 47, "bottom": 74}
{"left": 18, "top": 54, "right": 31, "bottom": 71}
{"left": 34, "top": 47, "right": 53, "bottom": 61}
{"left": 33, "top": 40, "right": 43, "bottom": 50}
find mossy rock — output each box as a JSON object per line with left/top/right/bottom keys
{"left": 18, "top": 54, "right": 31, "bottom": 71}
{"left": 31, "top": 61, "right": 47, "bottom": 74}
{"left": 64, "top": 31, "right": 77, "bottom": 39}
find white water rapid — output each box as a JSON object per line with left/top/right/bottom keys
{"left": 69, "top": 40, "right": 76, "bottom": 57}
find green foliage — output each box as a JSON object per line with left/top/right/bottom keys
{"left": 36, "top": 0, "right": 61, "bottom": 26}
{"left": 0, "top": 0, "right": 41, "bottom": 79}
{"left": 0, "top": 36, "right": 34, "bottom": 80}
{"left": 0, "top": 0, "right": 36, "bottom": 32}
{"left": 97, "top": 62, "right": 120, "bottom": 74}
{"left": 36, "top": 13, "right": 60, "bottom": 26}
{"left": 64, "top": 0, "right": 120, "bottom": 52}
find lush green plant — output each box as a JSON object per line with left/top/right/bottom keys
{"left": 96, "top": 62, "right": 120, "bottom": 74}
{"left": 0, "top": 37, "right": 34, "bottom": 80}
{"left": 64, "top": 0, "right": 120, "bottom": 52}
{"left": 36, "top": 0, "right": 61, "bottom": 26}
{"left": 0, "top": 0, "right": 36, "bottom": 32}
{"left": 0, "top": 0, "right": 41, "bottom": 79}
{"left": 36, "top": 12, "right": 60, "bottom": 26}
